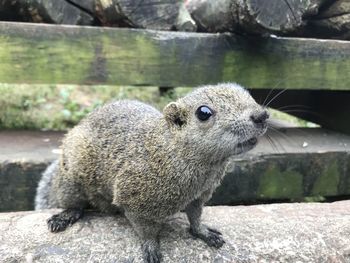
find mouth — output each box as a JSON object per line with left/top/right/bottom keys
{"left": 237, "top": 137, "right": 258, "bottom": 148}
{"left": 235, "top": 137, "right": 258, "bottom": 154}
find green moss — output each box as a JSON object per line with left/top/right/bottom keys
{"left": 222, "top": 42, "right": 350, "bottom": 90}
{"left": 311, "top": 161, "right": 340, "bottom": 196}
{"left": 103, "top": 33, "right": 161, "bottom": 85}
{"left": 258, "top": 165, "right": 303, "bottom": 199}
{"left": 0, "top": 36, "right": 95, "bottom": 84}
{"left": 303, "top": 195, "right": 326, "bottom": 202}
{"left": 223, "top": 50, "right": 285, "bottom": 89}
{"left": 2, "top": 28, "right": 350, "bottom": 88}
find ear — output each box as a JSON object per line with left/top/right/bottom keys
{"left": 163, "top": 102, "right": 187, "bottom": 128}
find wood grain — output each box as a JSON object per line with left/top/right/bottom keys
{"left": 0, "top": 22, "right": 350, "bottom": 90}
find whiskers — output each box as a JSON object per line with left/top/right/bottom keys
{"left": 265, "top": 122, "right": 292, "bottom": 153}
{"left": 265, "top": 130, "right": 283, "bottom": 153}
{"left": 276, "top": 106, "right": 324, "bottom": 121}
{"left": 264, "top": 116, "right": 308, "bottom": 154}
{"left": 261, "top": 77, "right": 291, "bottom": 108}
{"left": 264, "top": 88, "right": 289, "bottom": 108}
{"left": 260, "top": 78, "right": 324, "bottom": 123}
{"left": 258, "top": 79, "right": 324, "bottom": 153}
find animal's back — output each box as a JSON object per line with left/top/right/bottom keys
{"left": 54, "top": 100, "right": 162, "bottom": 211}
{"left": 81, "top": 100, "right": 162, "bottom": 167}
{"left": 81, "top": 99, "right": 160, "bottom": 140}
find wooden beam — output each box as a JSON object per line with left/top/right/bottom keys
{"left": 1, "top": 128, "right": 350, "bottom": 211}
{"left": 211, "top": 127, "right": 350, "bottom": 204}
{"left": 1, "top": 22, "right": 350, "bottom": 89}
{"left": 251, "top": 89, "right": 350, "bottom": 134}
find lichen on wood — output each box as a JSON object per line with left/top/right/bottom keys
{"left": 1, "top": 22, "right": 350, "bottom": 90}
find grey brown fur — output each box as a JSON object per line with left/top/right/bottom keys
{"left": 35, "top": 83, "right": 268, "bottom": 263}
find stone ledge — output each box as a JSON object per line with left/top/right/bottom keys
{"left": 1, "top": 129, "right": 350, "bottom": 211}
{"left": 0, "top": 130, "right": 64, "bottom": 212}
{"left": 1, "top": 201, "right": 350, "bottom": 262}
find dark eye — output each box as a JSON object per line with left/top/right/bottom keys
{"left": 195, "top": 106, "right": 213, "bottom": 121}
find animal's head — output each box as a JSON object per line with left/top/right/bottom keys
{"left": 163, "top": 83, "right": 268, "bottom": 161}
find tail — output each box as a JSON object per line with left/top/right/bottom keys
{"left": 35, "top": 160, "right": 59, "bottom": 210}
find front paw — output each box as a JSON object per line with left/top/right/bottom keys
{"left": 47, "top": 208, "right": 83, "bottom": 233}
{"left": 204, "top": 227, "right": 225, "bottom": 248}
{"left": 190, "top": 226, "right": 225, "bottom": 249}
{"left": 141, "top": 240, "right": 162, "bottom": 263}
{"left": 47, "top": 214, "right": 70, "bottom": 232}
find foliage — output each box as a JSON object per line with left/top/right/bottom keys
{"left": 0, "top": 85, "right": 192, "bottom": 130}
{"left": 0, "top": 85, "right": 312, "bottom": 130}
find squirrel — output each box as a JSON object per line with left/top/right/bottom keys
{"left": 35, "top": 83, "right": 269, "bottom": 263}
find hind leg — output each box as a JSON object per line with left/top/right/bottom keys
{"left": 47, "top": 208, "right": 84, "bottom": 232}
{"left": 48, "top": 177, "right": 88, "bottom": 232}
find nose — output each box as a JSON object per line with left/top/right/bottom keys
{"left": 250, "top": 110, "right": 269, "bottom": 125}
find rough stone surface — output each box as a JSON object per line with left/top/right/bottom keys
{"left": 1, "top": 202, "right": 350, "bottom": 262}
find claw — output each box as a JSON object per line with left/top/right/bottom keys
{"left": 142, "top": 240, "right": 162, "bottom": 263}
{"left": 206, "top": 230, "right": 225, "bottom": 248}
{"left": 46, "top": 208, "right": 84, "bottom": 233}
{"left": 189, "top": 226, "right": 225, "bottom": 249}
{"left": 207, "top": 227, "right": 222, "bottom": 235}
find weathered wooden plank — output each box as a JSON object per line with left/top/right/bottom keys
{"left": 211, "top": 127, "right": 350, "bottom": 204}
{"left": 1, "top": 22, "right": 350, "bottom": 89}
{"left": 251, "top": 89, "right": 350, "bottom": 134}
{"left": 1, "top": 128, "right": 350, "bottom": 211}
